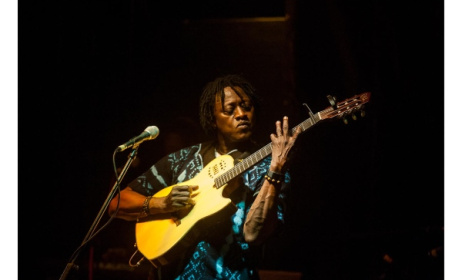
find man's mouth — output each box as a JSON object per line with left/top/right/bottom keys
{"left": 237, "top": 122, "right": 251, "bottom": 128}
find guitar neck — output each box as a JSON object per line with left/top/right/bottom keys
{"left": 213, "top": 91, "right": 372, "bottom": 188}
{"left": 214, "top": 112, "right": 322, "bottom": 188}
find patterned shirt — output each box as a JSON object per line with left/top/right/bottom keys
{"left": 129, "top": 141, "right": 290, "bottom": 280}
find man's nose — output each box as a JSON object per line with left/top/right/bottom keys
{"left": 234, "top": 106, "right": 248, "bottom": 119}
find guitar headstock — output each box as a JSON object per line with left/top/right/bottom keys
{"left": 318, "top": 92, "right": 371, "bottom": 122}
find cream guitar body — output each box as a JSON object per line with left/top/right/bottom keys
{"left": 135, "top": 155, "right": 237, "bottom": 267}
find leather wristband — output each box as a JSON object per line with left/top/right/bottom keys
{"left": 265, "top": 170, "right": 284, "bottom": 184}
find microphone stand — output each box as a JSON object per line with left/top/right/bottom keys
{"left": 59, "top": 147, "right": 139, "bottom": 280}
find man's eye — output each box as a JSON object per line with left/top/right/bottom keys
{"left": 241, "top": 103, "right": 252, "bottom": 111}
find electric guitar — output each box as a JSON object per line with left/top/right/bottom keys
{"left": 135, "top": 91, "right": 371, "bottom": 267}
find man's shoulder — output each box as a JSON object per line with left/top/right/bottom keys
{"left": 176, "top": 141, "right": 213, "bottom": 152}
{"left": 167, "top": 141, "right": 214, "bottom": 158}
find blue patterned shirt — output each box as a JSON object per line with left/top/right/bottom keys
{"left": 129, "top": 141, "right": 290, "bottom": 279}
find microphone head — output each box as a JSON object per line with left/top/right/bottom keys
{"left": 145, "top": 126, "right": 160, "bottom": 140}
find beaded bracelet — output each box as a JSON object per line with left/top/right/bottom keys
{"left": 144, "top": 196, "right": 153, "bottom": 215}
{"left": 138, "top": 196, "right": 152, "bottom": 220}
{"left": 265, "top": 170, "right": 284, "bottom": 184}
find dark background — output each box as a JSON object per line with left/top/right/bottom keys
{"left": 20, "top": 0, "right": 443, "bottom": 279}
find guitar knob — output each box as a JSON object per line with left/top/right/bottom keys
{"left": 351, "top": 113, "right": 357, "bottom": 121}
{"left": 327, "top": 95, "right": 338, "bottom": 109}
{"left": 361, "top": 110, "right": 366, "bottom": 117}
{"left": 343, "top": 117, "right": 348, "bottom": 125}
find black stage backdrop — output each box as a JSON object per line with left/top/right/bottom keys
{"left": 19, "top": 1, "right": 443, "bottom": 279}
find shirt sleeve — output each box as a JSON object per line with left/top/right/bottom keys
{"left": 127, "top": 153, "right": 174, "bottom": 196}
{"left": 127, "top": 143, "right": 205, "bottom": 196}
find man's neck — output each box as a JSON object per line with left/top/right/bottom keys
{"left": 214, "top": 139, "right": 255, "bottom": 156}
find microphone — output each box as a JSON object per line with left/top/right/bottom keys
{"left": 116, "top": 126, "right": 159, "bottom": 152}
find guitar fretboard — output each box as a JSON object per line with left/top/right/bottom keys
{"left": 214, "top": 112, "right": 321, "bottom": 188}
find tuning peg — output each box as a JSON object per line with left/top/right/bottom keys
{"left": 327, "top": 95, "right": 337, "bottom": 109}
{"left": 351, "top": 113, "right": 357, "bottom": 121}
{"left": 361, "top": 110, "right": 366, "bottom": 117}
{"left": 343, "top": 117, "right": 348, "bottom": 125}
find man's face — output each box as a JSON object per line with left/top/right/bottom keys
{"left": 213, "top": 86, "right": 255, "bottom": 144}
